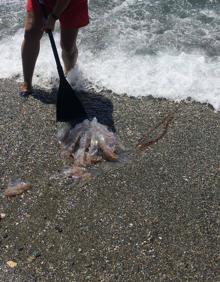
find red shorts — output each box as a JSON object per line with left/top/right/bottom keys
{"left": 26, "top": 0, "right": 89, "bottom": 29}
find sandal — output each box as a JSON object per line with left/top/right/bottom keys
{"left": 19, "top": 83, "right": 33, "bottom": 98}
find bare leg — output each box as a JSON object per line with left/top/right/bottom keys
{"left": 60, "top": 28, "right": 79, "bottom": 74}
{"left": 21, "top": 11, "right": 44, "bottom": 93}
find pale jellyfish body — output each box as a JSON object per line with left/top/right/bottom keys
{"left": 58, "top": 118, "right": 120, "bottom": 179}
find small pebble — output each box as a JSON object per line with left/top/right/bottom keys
{"left": 0, "top": 213, "right": 6, "bottom": 219}
{"left": 27, "top": 256, "right": 35, "bottom": 263}
{"left": 6, "top": 260, "right": 17, "bottom": 268}
{"left": 27, "top": 251, "right": 41, "bottom": 263}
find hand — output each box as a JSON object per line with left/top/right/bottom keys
{"left": 44, "top": 14, "right": 56, "bottom": 31}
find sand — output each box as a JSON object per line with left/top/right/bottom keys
{"left": 0, "top": 78, "right": 219, "bottom": 281}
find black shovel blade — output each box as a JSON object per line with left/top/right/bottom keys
{"left": 56, "top": 77, "right": 88, "bottom": 122}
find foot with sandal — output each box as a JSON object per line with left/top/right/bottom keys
{"left": 20, "top": 82, "right": 33, "bottom": 97}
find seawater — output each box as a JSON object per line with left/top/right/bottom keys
{"left": 0, "top": 0, "right": 220, "bottom": 109}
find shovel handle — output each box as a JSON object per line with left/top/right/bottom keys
{"left": 38, "top": 0, "right": 65, "bottom": 80}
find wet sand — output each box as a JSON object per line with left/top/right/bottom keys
{"left": 0, "top": 78, "right": 219, "bottom": 281}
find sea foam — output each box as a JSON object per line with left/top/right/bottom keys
{"left": 0, "top": 0, "right": 220, "bottom": 110}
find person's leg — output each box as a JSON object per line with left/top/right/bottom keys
{"left": 60, "top": 28, "right": 79, "bottom": 74}
{"left": 21, "top": 11, "right": 44, "bottom": 94}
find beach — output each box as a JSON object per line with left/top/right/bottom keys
{"left": 0, "top": 78, "right": 219, "bottom": 281}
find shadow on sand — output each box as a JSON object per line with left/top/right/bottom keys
{"left": 32, "top": 88, "right": 116, "bottom": 132}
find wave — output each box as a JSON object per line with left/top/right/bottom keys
{"left": 0, "top": 0, "right": 220, "bottom": 110}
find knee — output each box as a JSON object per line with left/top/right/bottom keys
{"left": 24, "top": 27, "right": 43, "bottom": 42}
{"left": 24, "top": 12, "right": 43, "bottom": 42}
{"left": 60, "top": 41, "right": 78, "bottom": 55}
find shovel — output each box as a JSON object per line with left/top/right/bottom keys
{"left": 39, "top": 1, "right": 88, "bottom": 122}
